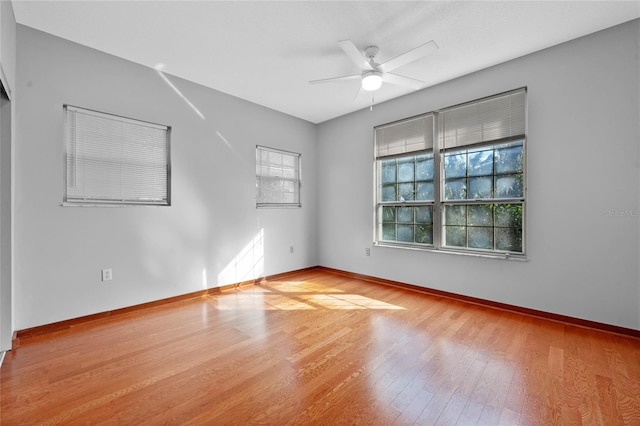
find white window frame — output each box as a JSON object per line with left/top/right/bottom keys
{"left": 256, "top": 145, "right": 301, "bottom": 208}
{"left": 63, "top": 105, "right": 171, "bottom": 206}
{"left": 374, "top": 88, "right": 527, "bottom": 259}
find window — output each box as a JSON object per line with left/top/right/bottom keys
{"left": 375, "top": 88, "right": 526, "bottom": 257}
{"left": 64, "top": 105, "right": 170, "bottom": 205}
{"left": 256, "top": 146, "right": 301, "bottom": 208}
{"left": 378, "top": 114, "right": 435, "bottom": 245}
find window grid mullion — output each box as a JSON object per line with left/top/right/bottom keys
{"left": 442, "top": 198, "right": 524, "bottom": 205}
{"left": 433, "top": 112, "right": 443, "bottom": 250}
{"left": 378, "top": 201, "right": 433, "bottom": 207}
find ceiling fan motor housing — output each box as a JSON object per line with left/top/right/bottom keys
{"left": 364, "top": 46, "right": 379, "bottom": 60}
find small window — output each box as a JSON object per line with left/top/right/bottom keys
{"left": 256, "top": 145, "right": 301, "bottom": 208}
{"left": 64, "top": 105, "right": 170, "bottom": 206}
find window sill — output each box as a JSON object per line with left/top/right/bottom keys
{"left": 256, "top": 205, "right": 301, "bottom": 209}
{"left": 61, "top": 202, "right": 169, "bottom": 208}
{"left": 373, "top": 242, "right": 528, "bottom": 261}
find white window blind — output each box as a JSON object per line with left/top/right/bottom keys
{"left": 256, "top": 146, "right": 301, "bottom": 207}
{"left": 64, "top": 106, "right": 170, "bottom": 205}
{"left": 441, "top": 89, "right": 526, "bottom": 150}
{"left": 375, "top": 113, "right": 434, "bottom": 158}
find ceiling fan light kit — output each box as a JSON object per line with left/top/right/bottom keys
{"left": 362, "top": 71, "right": 383, "bottom": 91}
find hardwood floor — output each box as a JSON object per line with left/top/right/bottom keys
{"left": 1, "top": 269, "right": 639, "bottom": 425}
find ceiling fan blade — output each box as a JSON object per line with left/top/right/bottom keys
{"left": 354, "top": 85, "right": 364, "bottom": 102}
{"left": 309, "top": 74, "right": 361, "bottom": 85}
{"left": 379, "top": 40, "right": 438, "bottom": 72}
{"left": 338, "top": 40, "right": 374, "bottom": 71}
{"left": 382, "top": 73, "right": 425, "bottom": 90}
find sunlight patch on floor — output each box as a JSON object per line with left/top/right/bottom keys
{"left": 269, "top": 281, "right": 345, "bottom": 294}
{"left": 212, "top": 283, "right": 405, "bottom": 311}
{"left": 299, "top": 294, "right": 405, "bottom": 310}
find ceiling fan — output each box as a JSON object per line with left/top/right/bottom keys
{"left": 310, "top": 39, "right": 439, "bottom": 95}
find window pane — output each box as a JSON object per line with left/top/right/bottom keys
{"left": 445, "top": 226, "right": 466, "bottom": 247}
{"left": 397, "top": 161, "right": 414, "bottom": 182}
{"left": 468, "top": 227, "right": 493, "bottom": 249}
{"left": 398, "top": 183, "right": 415, "bottom": 201}
{"left": 495, "top": 144, "right": 523, "bottom": 174}
{"left": 445, "top": 205, "right": 466, "bottom": 225}
{"left": 467, "top": 204, "right": 493, "bottom": 226}
{"left": 397, "top": 207, "right": 413, "bottom": 223}
{"left": 444, "top": 153, "right": 467, "bottom": 178}
{"left": 382, "top": 185, "right": 396, "bottom": 202}
{"left": 382, "top": 224, "right": 396, "bottom": 240}
{"left": 416, "top": 182, "right": 434, "bottom": 201}
{"left": 416, "top": 155, "right": 434, "bottom": 180}
{"left": 415, "top": 206, "right": 433, "bottom": 224}
{"left": 468, "top": 149, "right": 493, "bottom": 176}
{"left": 382, "top": 206, "right": 395, "bottom": 223}
{"left": 415, "top": 225, "right": 433, "bottom": 244}
{"left": 496, "top": 227, "right": 523, "bottom": 252}
{"left": 468, "top": 177, "right": 492, "bottom": 199}
{"left": 495, "top": 175, "right": 523, "bottom": 198}
{"left": 397, "top": 225, "right": 414, "bottom": 242}
{"left": 444, "top": 179, "right": 466, "bottom": 200}
{"left": 381, "top": 160, "right": 396, "bottom": 183}
{"left": 494, "top": 204, "right": 522, "bottom": 228}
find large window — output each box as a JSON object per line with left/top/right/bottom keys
{"left": 256, "top": 146, "right": 301, "bottom": 208}
{"left": 64, "top": 105, "right": 170, "bottom": 206}
{"left": 375, "top": 88, "right": 526, "bottom": 257}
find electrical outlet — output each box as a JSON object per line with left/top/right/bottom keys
{"left": 290, "top": 245, "right": 294, "bottom": 254}
{"left": 365, "top": 248, "right": 371, "bottom": 256}
{"left": 101, "top": 268, "right": 112, "bottom": 281}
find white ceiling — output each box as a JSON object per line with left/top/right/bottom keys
{"left": 11, "top": 1, "right": 640, "bottom": 123}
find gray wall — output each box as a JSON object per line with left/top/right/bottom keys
{"left": 0, "top": 0, "right": 16, "bottom": 88}
{"left": 0, "top": 0, "right": 16, "bottom": 351}
{"left": 14, "top": 26, "right": 318, "bottom": 330}
{"left": 316, "top": 20, "right": 640, "bottom": 330}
